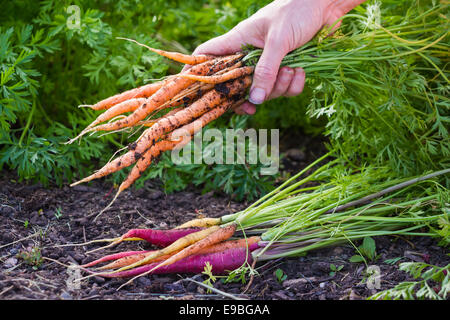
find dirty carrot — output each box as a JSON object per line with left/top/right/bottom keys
{"left": 198, "top": 236, "right": 261, "bottom": 255}
{"left": 170, "top": 97, "right": 245, "bottom": 139}
{"left": 89, "top": 54, "right": 243, "bottom": 132}
{"left": 113, "top": 135, "right": 192, "bottom": 197}
{"left": 178, "top": 66, "right": 254, "bottom": 83}
{"left": 131, "top": 75, "right": 252, "bottom": 156}
{"left": 139, "top": 107, "right": 184, "bottom": 127}
{"left": 81, "top": 250, "right": 148, "bottom": 268}
{"left": 67, "top": 98, "right": 148, "bottom": 144}
{"left": 84, "top": 80, "right": 168, "bottom": 111}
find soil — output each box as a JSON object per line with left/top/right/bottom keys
{"left": 0, "top": 131, "right": 448, "bottom": 301}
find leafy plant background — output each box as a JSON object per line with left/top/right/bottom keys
{"left": 0, "top": 0, "right": 448, "bottom": 200}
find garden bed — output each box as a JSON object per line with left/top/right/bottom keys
{"left": 1, "top": 134, "right": 448, "bottom": 300}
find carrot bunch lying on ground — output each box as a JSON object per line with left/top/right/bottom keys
{"left": 80, "top": 218, "right": 261, "bottom": 288}
{"left": 69, "top": 40, "right": 254, "bottom": 219}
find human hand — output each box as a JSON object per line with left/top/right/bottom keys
{"left": 190, "top": 0, "right": 365, "bottom": 114}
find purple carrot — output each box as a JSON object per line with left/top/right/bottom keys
{"left": 99, "top": 242, "right": 260, "bottom": 278}
{"left": 120, "top": 228, "right": 203, "bottom": 247}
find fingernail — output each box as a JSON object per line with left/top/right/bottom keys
{"left": 249, "top": 88, "right": 266, "bottom": 105}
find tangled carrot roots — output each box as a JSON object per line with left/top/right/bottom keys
{"left": 69, "top": 40, "right": 254, "bottom": 218}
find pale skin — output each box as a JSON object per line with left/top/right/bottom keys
{"left": 189, "top": 0, "right": 366, "bottom": 114}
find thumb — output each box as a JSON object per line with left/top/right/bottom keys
{"left": 249, "top": 38, "right": 286, "bottom": 105}
{"left": 182, "top": 29, "right": 244, "bottom": 72}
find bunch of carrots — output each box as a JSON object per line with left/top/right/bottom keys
{"left": 69, "top": 40, "right": 255, "bottom": 218}
{"left": 79, "top": 219, "right": 261, "bottom": 289}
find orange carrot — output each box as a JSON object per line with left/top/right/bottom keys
{"left": 114, "top": 98, "right": 246, "bottom": 196}
{"left": 178, "top": 66, "right": 254, "bottom": 83}
{"left": 97, "top": 250, "right": 178, "bottom": 271}
{"left": 66, "top": 98, "right": 149, "bottom": 144}
{"left": 116, "top": 136, "right": 192, "bottom": 195}
{"left": 132, "top": 75, "right": 252, "bottom": 156}
{"left": 198, "top": 236, "right": 261, "bottom": 255}
{"left": 89, "top": 54, "right": 242, "bottom": 132}
{"left": 85, "top": 80, "right": 168, "bottom": 111}
{"left": 169, "top": 97, "right": 245, "bottom": 140}
{"left": 138, "top": 107, "right": 184, "bottom": 127}
{"left": 156, "top": 82, "right": 215, "bottom": 111}
{"left": 117, "top": 37, "right": 215, "bottom": 65}
{"left": 112, "top": 98, "right": 244, "bottom": 197}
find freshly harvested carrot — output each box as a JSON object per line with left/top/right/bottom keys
{"left": 69, "top": 138, "right": 171, "bottom": 188}
{"left": 97, "top": 97, "right": 245, "bottom": 197}
{"left": 117, "top": 135, "right": 192, "bottom": 194}
{"left": 97, "top": 242, "right": 260, "bottom": 278}
{"left": 67, "top": 98, "right": 149, "bottom": 144}
{"left": 69, "top": 149, "right": 136, "bottom": 187}
{"left": 83, "top": 80, "right": 168, "bottom": 111}
{"left": 89, "top": 54, "right": 243, "bottom": 133}
{"left": 120, "top": 99, "right": 243, "bottom": 193}
{"left": 139, "top": 107, "right": 184, "bottom": 127}
{"left": 175, "top": 218, "right": 221, "bottom": 229}
{"left": 170, "top": 97, "right": 245, "bottom": 140}
{"left": 154, "top": 81, "right": 215, "bottom": 111}
{"left": 149, "top": 223, "right": 237, "bottom": 273}
{"left": 117, "top": 37, "right": 215, "bottom": 65}
{"left": 111, "top": 226, "right": 220, "bottom": 274}
{"left": 197, "top": 236, "right": 261, "bottom": 255}
{"left": 96, "top": 250, "right": 177, "bottom": 271}
{"left": 81, "top": 250, "right": 149, "bottom": 268}
{"left": 131, "top": 76, "right": 252, "bottom": 157}
{"left": 178, "top": 66, "right": 254, "bottom": 84}
{"left": 91, "top": 135, "right": 195, "bottom": 221}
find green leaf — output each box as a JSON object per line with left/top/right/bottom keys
{"left": 350, "top": 255, "right": 366, "bottom": 263}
